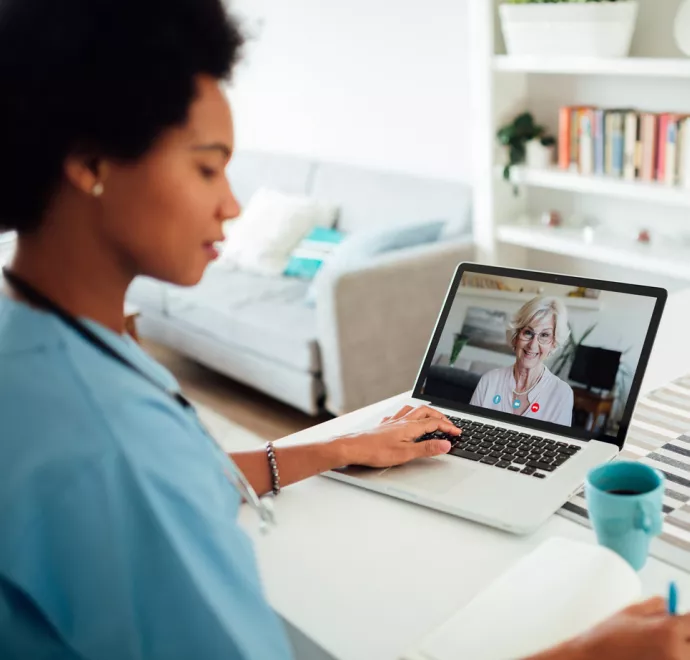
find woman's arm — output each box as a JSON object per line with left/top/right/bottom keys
{"left": 230, "top": 406, "right": 461, "bottom": 496}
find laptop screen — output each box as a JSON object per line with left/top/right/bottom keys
{"left": 416, "top": 266, "right": 666, "bottom": 446}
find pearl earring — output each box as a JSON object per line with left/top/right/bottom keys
{"left": 91, "top": 182, "right": 104, "bottom": 197}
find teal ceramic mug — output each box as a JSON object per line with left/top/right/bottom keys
{"left": 585, "top": 461, "right": 665, "bottom": 571}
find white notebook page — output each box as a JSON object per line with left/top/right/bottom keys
{"left": 404, "top": 537, "right": 641, "bottom": 660}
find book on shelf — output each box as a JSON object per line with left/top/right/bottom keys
{"left": 639, "top": 113, "right": 658, "bottom": 182}
{"left": 579, "top": 109, "right": 594, "bottom": 176}
{"left": 593, "top": 109, "right": 605, "bottom": 176}
{"left": 557, "top": 106, "right": 690, "bottom": 187}
{"left": 558, "top": 107, "right": 571, "bottom": 170}
{"left": 623, "top": 110, "right": 638, "bottom": 180}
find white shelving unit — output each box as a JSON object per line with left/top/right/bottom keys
{"left": 504, "top": 166, "right": 690, "bottom": 209}
{"left": 493, "top": 55, "right": 690, "bottom": 79}
{"left": 496, "top": 224, "right": 690, "bottom": 281}
{"left": 469, "top": 0, "right": 690, "bottom": 290}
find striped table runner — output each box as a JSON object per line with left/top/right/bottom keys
{"left": 558, "top": 375, "right": 690, "bottom": 571}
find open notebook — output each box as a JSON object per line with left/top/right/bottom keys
{"left": 403, "top": 537, "right": 642, "bottom": 660}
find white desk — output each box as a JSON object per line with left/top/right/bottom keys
{"left": 238, "top": 394, "right": 690, "bottom": 660}
{"left": 239, "top": 289, "right": 690, "bottom": 660}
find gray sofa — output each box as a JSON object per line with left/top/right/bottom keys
{"left": 127, "top": 150, "right": 476, "bottom": 416}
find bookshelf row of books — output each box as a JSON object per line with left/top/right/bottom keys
{"left": 558, "top": 107, "right": 690, "bottom": 188}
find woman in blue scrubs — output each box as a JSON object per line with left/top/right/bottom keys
{"left": 0, "top": 1, "right": 688, "bottom": 659}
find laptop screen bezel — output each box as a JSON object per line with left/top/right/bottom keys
{"left": 412, "top": 263, "right": 667, "bottom": 451}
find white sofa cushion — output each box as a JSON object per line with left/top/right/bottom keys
{"left": 165, "top": 267, "right": 320, "bottom": 373}
{"left": 219, "top": 188, "right": 339, "bottom": 276}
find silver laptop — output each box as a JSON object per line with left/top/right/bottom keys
{"left": 324, "top": 263, "right": 667, "bottom": 534}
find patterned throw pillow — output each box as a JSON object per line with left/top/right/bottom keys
{"left": 283, "top": 228, "right": 345, "bottom": 280}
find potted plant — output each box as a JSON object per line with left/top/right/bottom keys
{"left": 499, "top": 0, "right": 639, "bottom": 59}
{"left": 497, "top": 112, "right": 556, "bottom": 183}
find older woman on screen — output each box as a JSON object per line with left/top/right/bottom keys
{"left": 470, "top": 297, "right": 574, "bottom": 427}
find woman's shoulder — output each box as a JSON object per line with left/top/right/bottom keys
{"left": 478, "top": 365, "right": 512, "bottom": 384}
{"left": 544, "top": 366, "right": 574, "bottom": 398}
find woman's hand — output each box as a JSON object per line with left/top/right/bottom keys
{"left": 332, "top": 405, "right": 460, "bottom": 469}
{"left": 532, "top": 598, "right": 690, "bottom": 660}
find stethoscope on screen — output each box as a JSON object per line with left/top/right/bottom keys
{"left": 2, "top": 268, "right": 276, "bottom": 534}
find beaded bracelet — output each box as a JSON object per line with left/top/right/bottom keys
{"left": 266, "top": 442, "right": 281, "bottom": 496}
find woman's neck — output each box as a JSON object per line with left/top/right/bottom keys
{"left": 8, "top": 230, "right": 133, "bottom": 335}
{"left": 513, "top": 363, "right": 545, "bottom": 393}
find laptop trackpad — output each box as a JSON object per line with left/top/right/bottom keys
{"left": 379, "top": 458, "right": 476, "bottom": 495}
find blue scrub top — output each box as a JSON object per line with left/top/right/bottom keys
{"left": 0, "top": 295, "right": 293, "bottom": 659}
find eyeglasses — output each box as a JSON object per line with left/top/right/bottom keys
{"left": 518, "top": 328, "right": 554, "bottom": 346}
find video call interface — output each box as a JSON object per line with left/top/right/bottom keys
{"left": 421, "top": 272, "right": 658, "bottom": 437}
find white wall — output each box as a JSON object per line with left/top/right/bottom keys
{"left": 227, "top": 0, "right": 473, "bottom": 182}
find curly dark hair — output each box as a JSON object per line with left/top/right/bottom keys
{"left": 0, "top": 0, "right": 244, "bottom": 233}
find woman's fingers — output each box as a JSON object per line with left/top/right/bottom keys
{"left": 403, "top": 405, "right": 449, "bottom": 422}
{"left": 387, "top": 405, "right": 414, "bottom": 422}
{"left": 412, "top": 438, "right": 452, "bottom": 458}
{"left": 388, "top": 405, "right": 450, "bottom": 424}
{"left": 413, "top": 418, "right": 461, "bottom": 437}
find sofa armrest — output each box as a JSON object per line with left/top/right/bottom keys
{"left": 315, "top": 237, "right": 476, "bottom": 415}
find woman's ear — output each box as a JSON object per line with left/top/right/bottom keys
{"left": 64, "top": 154, "right": 110, "bottom": 196}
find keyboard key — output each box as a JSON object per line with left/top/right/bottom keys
{"left": 556, "top": 441, "right": 568, "bottom": 448}
{"left": 501, "top": 453, "right": 517, "bottom": 461}
{"left": 572, "top": 445, "right": 582, "bottom": 452}
{"left": 449, "top": 448, "right": 483, "bottom": 461}
{"left": 543, "top": 450, "right": 557, "bottom": 458}
{"left": 490, "top": 451, "right": 503, "bottom": 459}
{"left": 515, "top": 450, "right": 528, "bottom": 457}
{"left": 496, "top": 461, "right": 511, "bottom": 469}
{"left": 507, "top": 466, "right": 521, "bottom": 472}
{"left": 521, "top": 466, "right": 536, "bottom": 475}
{"left": 477, "top": 448, "right": 491, "bottom": 456}
{"left": 479, "top": 442, "right": 493, "bottom": 449}
{"left": 530, "top": 435, "right": 542, "bottom": 441}
{"left": 513, "top": 457, "right": 528, "bottom": 465}
{"left": 480, "top": 457, "right": 498, "bottom": 465}
{"left": 532, "top": 473, "right": 546, "bottom": 479}
{"left": 507, "top": 442, "right": 519, "bottom": 449}
{"left": 527, "top": 461, "right": 556, "bottom": 472}
{"left": 561, "top": 447, "right": 578, "bottom": 455}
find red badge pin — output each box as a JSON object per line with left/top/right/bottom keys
{"left": 531, "top": 403, "right": 540, "bottom": 414}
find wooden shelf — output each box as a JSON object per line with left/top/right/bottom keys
{"left": 496, "top": 224, "right": 690, "bottom": 281}
{"left": 501, "top": 166, "right": 690, "bottom": 209}
{"left": 493, "top": 56, "right": 690, "bottom": 79}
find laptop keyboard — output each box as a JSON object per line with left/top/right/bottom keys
{"left": 417, "top": 417, "right": 581, "bottom": 479}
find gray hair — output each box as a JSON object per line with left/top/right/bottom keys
{"left": 506, "top": 296, "right": 570, "bottom": 352}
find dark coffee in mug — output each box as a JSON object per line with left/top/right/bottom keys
{"left": 606, "top": 489, "right": 644, "bottom": 496}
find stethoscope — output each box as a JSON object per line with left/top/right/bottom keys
{"left": 2, "top": 268, "right": 276, "bottom": 533}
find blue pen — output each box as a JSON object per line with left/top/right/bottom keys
{"left": 669, "top": 582, "right": 678, "bottom": 616}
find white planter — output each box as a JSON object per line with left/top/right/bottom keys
{"left": 675, "top": 0, "right": 690, "bottom": 57}
{"left": 526, "top": 140, "right": 555, "bottom": 170}
{"left": 499, "top": 1, "right": 639, "bottom": 58}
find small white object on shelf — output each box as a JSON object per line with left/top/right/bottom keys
{"left": 526, "top": 139, "right": 554, "bottom": 170}
{"left": 499, "top": 1, "right": 638, "bottom": 58}
{"left": 675, "top": 0, "right": 690, "bottom": 57}
{"left": 502, "top": 165, "right": 690, "bottom": 209}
